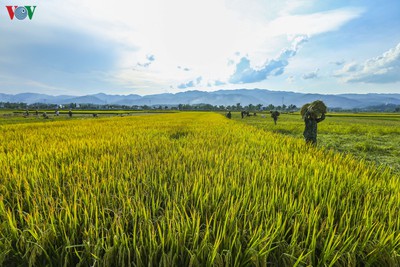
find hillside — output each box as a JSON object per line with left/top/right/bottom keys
{"left": 1, "top": 89, "right": 400, "bottom": 109}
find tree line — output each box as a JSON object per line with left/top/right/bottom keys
{"left": 1, "top": 101, "right": 399, "bottom": 112}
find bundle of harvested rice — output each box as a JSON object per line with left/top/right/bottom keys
{"left": 301, "top": 100, "right": 327, "bottom": 117}
{"left": 300, "top": 104, "right": 310, "bottom": 117}
{"left": 270, "top": 111, "right": 280, "bottom": 117}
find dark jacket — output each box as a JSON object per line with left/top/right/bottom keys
{"left": 303, "top": 112, "right": 325, "bottom": 143}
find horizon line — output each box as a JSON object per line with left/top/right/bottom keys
{"left": 1, "top": 88, "right": 399, "bottom": 97}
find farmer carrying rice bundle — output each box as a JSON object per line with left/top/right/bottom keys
{"left": 270, "top": 111, "right": 280, "bottom": 125}
{"left": 301, "top": 100, "right": 327, "bottom": 144}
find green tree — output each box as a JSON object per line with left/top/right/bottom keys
{"left": 266, "top": 104, "right": 275, "bottom": 110}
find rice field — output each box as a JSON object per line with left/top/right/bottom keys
{"left": 1, "top": 112, "right": 399, "bottom": 266}
{"left": 234, "top": 112, "right": 400, "bottom": 174}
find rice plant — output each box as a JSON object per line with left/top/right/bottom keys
{"left": 0, "top": 112, "right": 399, "bottom": 266}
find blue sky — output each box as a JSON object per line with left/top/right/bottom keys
{"left": 0, "top": 0, "right": 399, "bottom": 96}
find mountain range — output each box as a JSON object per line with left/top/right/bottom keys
{"left": 1, "top": 89, "right": 400, "bottom": 109}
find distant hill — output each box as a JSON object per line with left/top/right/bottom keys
{"left": 1, "top": 89, "right": 399, "bottom": 109}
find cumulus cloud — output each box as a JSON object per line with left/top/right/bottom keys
{"left": 177, "top": 81, "right": 195, "bottom": 89}
{"left": 339, "top": 62, "right": 360, "bottom": 73}
{"left": 177, "top": 76, "right": 202, "bottom": 89}
{"left": 146, "top": 54, "right": 155, "bottom": 62}
{"left": 335, "top": 43, "right": 400, "bottom": 83}
{"left": 136, "top": 54, "right": 155, "bottom": 68}
{"left": 302, "top": 68, "right": 319, "bottom": 79}
{"left": 229, "top": 35, "right": 308, "bottom": 84}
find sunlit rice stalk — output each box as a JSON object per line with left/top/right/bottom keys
{"left": 0, "top": 112, "right": 399, "bottom": 266}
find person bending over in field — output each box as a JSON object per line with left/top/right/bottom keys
{"left": 303, "top": 110, "right": 325, "bottom": 144}
{"left": 226, "top": 111, "right": 232, "bottom": 119}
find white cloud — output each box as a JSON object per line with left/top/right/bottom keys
{"left": 286, "top": 76, "right": 295, "bottom": 83}
{"left": 177, "top": 76, "right": 203, "bottom": 89}
{"left": 266, "top": 8, "right": 363, "bottom": 36}
{"left": 135, "top": 55, "right": 156, "bottom": 68}
{"left": 40, "top": 1, "right": 359, "bottom": 79}
{"left": 1, "top": 0, "right": 369, "bottom": 94}
{"left": 229, "top": 36, "right": 308, "bottom": 84}
{"left": 279, "top": 0, "right": 316, "bottom": 16}
{"left": 335, "top": 43, "right": 400, "bottom": 83}
{"left": 303, "top": 68, "right": 319, "bottom": 79}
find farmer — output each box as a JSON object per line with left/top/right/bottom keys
{"left": 68, "top": 109, "right": 72, "bottom": 117}
{"left": 226, "top": 111, "right": 232, "bottom": 119}
{"left": 303, "top": 110, "right": 325, "bottom": 144}
{"left": 271, "top": 111, "right": 280, "bottom": 125}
